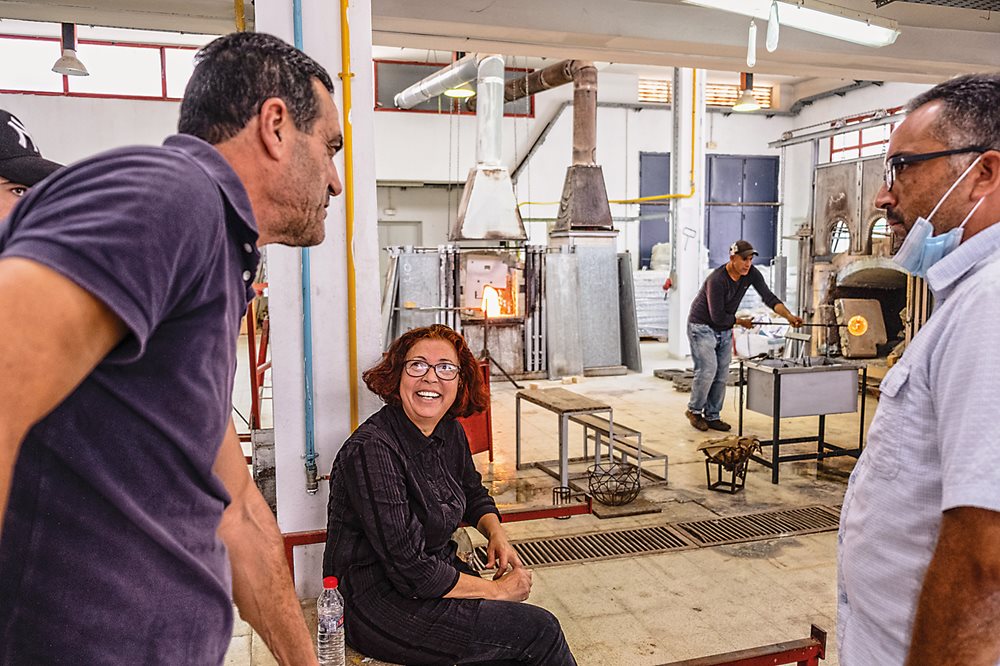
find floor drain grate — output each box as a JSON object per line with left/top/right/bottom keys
{"left": 471, "top": 505, "right": 842, "bottom": 570}
{"left": 471, "top": 525, "right": 694, "bottom": 570}
{"left": 673, "top": 505, "right": 840, "bottom": 547}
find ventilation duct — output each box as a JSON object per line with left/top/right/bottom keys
{"left": 394, "top": 55, "right": 526, "bottom": 241}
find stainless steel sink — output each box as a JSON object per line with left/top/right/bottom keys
{"left": 744, "top": 358, "right": 859, "bottom": 418}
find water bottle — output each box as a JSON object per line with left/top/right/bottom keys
{"left": 317, "top": 576, "right": 346, "bottom": 666}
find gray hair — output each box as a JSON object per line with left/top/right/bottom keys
{"left": 907, "top": 73, "right": 1000, "bottom": 166}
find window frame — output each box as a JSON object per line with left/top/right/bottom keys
{"left": 829, "top": 106, "right": 904, "bottom": 163}
{"left": 0, "top": 33, "right": 198, "bottom": 102}
{"left": 373, "top": 58, "right": 534, "bottom": 118}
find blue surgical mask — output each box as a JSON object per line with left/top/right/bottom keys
{"left": 893, "top": 156, "right": 985, "bottom": 278}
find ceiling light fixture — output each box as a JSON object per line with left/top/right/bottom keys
{"left": 732, "top": 73, "right": 761, "bottom": 112}
{"left": 682, "top": 0, "right": 900, "bottom": 48}
{"left": 443, "top": 83, "right": 476, "bottom": 99}
{"left": 747, "top": 20, "right": 758, "bottom": 67}
{"left": 52, "top": 23, "right": 89, "bottom": 76}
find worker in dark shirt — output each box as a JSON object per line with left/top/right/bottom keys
{"left": 686, "top": 240, "right": 802, "bottom": 431}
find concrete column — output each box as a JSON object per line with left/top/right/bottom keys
{"left": 667, "top": 68, "right": 706, "bottom": 359}
{"left": 256, "top": 0, "right": 382, "bottom": 598}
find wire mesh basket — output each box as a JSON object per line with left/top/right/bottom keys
{"left": 587, "top": 462, "right": 640, "bottom": 506}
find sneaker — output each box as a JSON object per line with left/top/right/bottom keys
{"left": 705, "top": 419, "right": 732, "bottom": 432}
{"left": 685, "top": 410, "right": 709, "bottom": 431}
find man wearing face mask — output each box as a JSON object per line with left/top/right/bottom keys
{"left": 837, "top": 73, "right": 1000, "bottom": 665}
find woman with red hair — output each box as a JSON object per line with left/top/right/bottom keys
{"left": 323, "top": 324, "right": 576, "bottom": 665}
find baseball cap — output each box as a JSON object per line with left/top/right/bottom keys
{"left": 730, "top": 240, "right": 758, "bottom": 259}
{"left": 0, "top": 110, "right": 62, "bottom": 187}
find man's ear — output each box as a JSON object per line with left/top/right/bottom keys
{"left": 258, "top": 97, "right": 291, "bottom": 161}
{"left": 971, "top": 150, "right": 1000, "bottom": 200}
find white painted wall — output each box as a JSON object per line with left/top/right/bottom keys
{"left": 0, "top": 93, "right": 179, "bottom": 163}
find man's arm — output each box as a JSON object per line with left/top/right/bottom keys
{"left": 772, "top": 303, "right": 803, "bottom": 327}
{"left": 214, "top": 420, "right": 318, "bottom": 666}
{"left": 0, "top": 257, "right": 126, "bottom": 536}
{"left": 906, "top": 506, "right": 1000, "bottom": 665}
{"left": 748, "top": 267, "right": 802, "bottom": 326}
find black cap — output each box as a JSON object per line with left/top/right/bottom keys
{"left": 0, "top": 110, "right": 62, "bottom": 187}
{"left": 729, "top": 240, "right": 758, "bottom": 259}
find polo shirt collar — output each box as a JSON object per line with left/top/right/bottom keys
{"left": 926, "top": 220, "right": 1000, "bottom": 301}
{"left": 162, "top": 134, "right": 257, "bottom": 242}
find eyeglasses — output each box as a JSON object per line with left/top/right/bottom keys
{"left": 403, "top": 359, "right": 460, "bottom": 381}
{"left": 883, "top": 146, "right": 989, "bottom": 191}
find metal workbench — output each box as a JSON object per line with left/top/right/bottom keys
{"left": 515, "top": 387, "right": 614, "bottom": 490}
{"left": 738, "top": 358, "right": 868, "bottom": 484}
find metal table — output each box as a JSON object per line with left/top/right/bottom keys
{"left": 515, "top": 388, "right": 613, "bottom": 489}
{"left": 738, "top": 358, "right": 868, "bottom": 484}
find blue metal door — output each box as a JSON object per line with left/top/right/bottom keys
{"left": 638, "top": 152, "right": 670, "bottom": 268}
{"left": 706, "top": 155, "right": 779, "bottom": 267}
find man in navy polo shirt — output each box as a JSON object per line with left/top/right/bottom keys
{"left": 0, "top": 33, "right": 342, "bottom": 664}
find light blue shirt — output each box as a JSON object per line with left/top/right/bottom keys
{"left": 838, "top": 221, "right": 1000, "bottom": 664}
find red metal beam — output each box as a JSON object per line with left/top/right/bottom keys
{"left": 661, "top": 625, "right": 826, "bottom": 666}
{"left": 282, "top": 497, "right": 593, "bottom": 582}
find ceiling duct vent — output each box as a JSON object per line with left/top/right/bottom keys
{"left": 554, "top": 62, "right": 613, "bottom": 232}
{"left": 394, "top": 54, "right": 526, "bottom": 241}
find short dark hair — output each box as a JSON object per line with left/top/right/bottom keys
{"left": 178, "top": 32, "right": 335, "bottom": 144}
{"left": 908, "top": 73, "right": 1000, "bottom": 155}
{"left": 362, "top": 325, "right": 489, "bottom": 419}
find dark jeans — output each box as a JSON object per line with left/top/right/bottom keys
{"left": 456, "top": 599, "right": 577, "bottom": 666}
{"left": 687, "top": 322, "right": 733, "bottom": 421}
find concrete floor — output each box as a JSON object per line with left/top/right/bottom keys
{"left": 228, "top": 341, "right": 873, "bottom": 665}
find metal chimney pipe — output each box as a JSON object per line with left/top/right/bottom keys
{"left": 476, "top": 55, "right": 505, "bottom": 167}
{"left": 466, "top": 59, "right": 576, "bottom": 112}
{"left": 572, "top": 62, "right": 598, "bottom": 166}
{"left": 393, "top": 54, "right": 480, "bottom": 109}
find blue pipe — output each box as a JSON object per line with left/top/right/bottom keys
{"left": 293, "top": 0, "right": 319, "bottom": 493}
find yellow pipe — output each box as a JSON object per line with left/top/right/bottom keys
{"left": 233, "top": 0, "right": 246, "bottom": 31}
{"left": 519, "top": 70, "right": 699, "bottom": 208}
{"left": 339, "top": 0, "right": 360, "bottom": 430}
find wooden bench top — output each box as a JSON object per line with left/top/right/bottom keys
{"left": 568, "top": 413, "right": 641, "bottom": 438}
{"left": 516, "top": 388, "right": 611, "bottom": 414}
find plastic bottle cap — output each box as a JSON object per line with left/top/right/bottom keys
{"left": 323, "top": 576, "right": 339, "bottom": 589}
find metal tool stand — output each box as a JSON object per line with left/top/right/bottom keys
{"left": 738, "top": 361, "right": 868, "bottom": 484}
{"left": 480, "top": 309, "right": 523, "bottom": 389}
{"left": 515, "top": 388, "right": 614, "bottom": 493}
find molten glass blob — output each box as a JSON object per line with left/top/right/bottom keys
{"left": 847, "top": 315, "right": 868, "bottom": 337}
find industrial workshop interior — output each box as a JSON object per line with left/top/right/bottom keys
{"left": 1, "top": 0, "right": 997, "bottom": 664}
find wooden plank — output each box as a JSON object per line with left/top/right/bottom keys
{"left": 569, "top": 413, "right": 641, "bottom": 438}
{"left": 516, "top": 387, "right": 610, "bottom": 413}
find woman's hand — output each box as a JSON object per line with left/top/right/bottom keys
{"left": 477, "top": 513, "right": 523, "bottom": 574}
{"left": 485, "top": 529, "right": 523, "bottom": 574}
{"left": 492, "top": 565, "right": 532, "bottom": 602}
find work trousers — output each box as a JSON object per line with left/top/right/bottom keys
{"left": 687, "top": 322, "right": 733, "bottom": 421}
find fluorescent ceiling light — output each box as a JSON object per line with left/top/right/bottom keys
{"left": 682, "top": 0, "right": 900, "bottom": 48}
{"left": 443, "top": 84, "right": 476, "bottom": 99}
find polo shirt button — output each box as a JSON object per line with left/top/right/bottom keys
{"left": 243, "top": 243, "right": 253, "bottom": 253}
{"left": 242, "top": 270, "right": 252, "bottom": 281}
